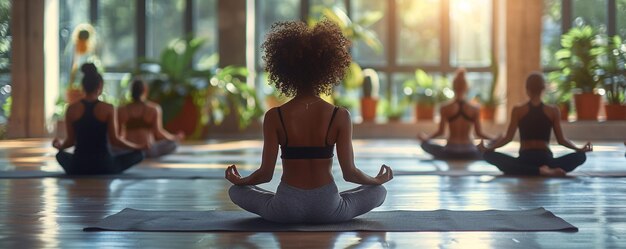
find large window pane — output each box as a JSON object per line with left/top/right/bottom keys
{"left": 397, "top": 0, "right": 441, "bottom": 65}
{"left": 194, "top": 0, "right": 218, "bottom": 69}
{"left": 351, "top": 0, "right": 387, "bottom": 66}
{"left": 146, "top": 0, "right": 185, "bottom": 59}
{"left": 618, "top": 0, "right": 626, "bottom": 38}
{"left": 572, "top": 0, "right": 607, "bottom": 29}
{"left": 255, "top": 0, "right": 300, "bottom": 67}
{"left": 59, "top": 0, "right": 89, "bottom": 91}
{"left": 98, "top": 0, "right": 136, "bottom": 69}
{"left": 0, "top": 0, "right": 10, "bottom": 126}
{"left": 541, "top": 0, "right": 562, "bottom": 68}
{"left": 449, "top": 0, "right": 492, "bottom": 67}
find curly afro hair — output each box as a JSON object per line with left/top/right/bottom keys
{"left": 262, "top": 20, "right": 352, "bottom": 97}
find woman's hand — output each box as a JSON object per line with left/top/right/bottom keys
{"left": 174, "top": 131, "right": 185, "bottom": 141}
{"left": 577, "top": 142, "right": 593, "bottom": 152}
{"left": 52, "top": 138, "right": 63, "bottom": 150}
{"left": 477, "top": 140, "right": 490, "bottom": 152}
{"left": 374, "top": 164, "right": 393, "bottom": 184}
{"left": 225, "top": 165, "right": 244, "bottom": 185}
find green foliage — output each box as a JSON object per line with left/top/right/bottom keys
{"left": 0, "top": 0, "right": 11, "bottom": 73}
{"left": 403, "top": 69, "right": 450, "bottom": 106}
{"left": 378, "top": 98, "right": 408, "bottom": 120}
{"left": 555, "top": 25, "right": 603, "bottom": 93}
{"left": 598, "top": 35, "right": 626, "bottom": 104}
{"left": 135, "top": 37, "right": 263, "bottom": 137}
{"left": 308, "top": 6, "right": 381, "bottom": 93}
{"left": 478, "top": 54, "right": 503, "bottom": 107}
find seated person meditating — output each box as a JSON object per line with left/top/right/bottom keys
{"left": 225, "top": 20, "right": 393, "bottom": 224}
{"left": 53, "top": 63, "right": 145, "bottom": 175}
{"left": 478, "top": 72, "right": 592, "bottom": 176}
{"left": 117, "top": 80, "right": 184, "bottom": 158}
{"left": 418, "top": 69, "right": 496, "bottom": 160}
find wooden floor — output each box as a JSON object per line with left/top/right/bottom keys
{"left": 0, "top": 139, "right": 625, "bottom": 249}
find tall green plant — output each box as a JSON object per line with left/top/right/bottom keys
{"left": 599, "top": 35, "right": 626, "bottom": 104}
{"left": 555, "top": 25, "right": 603, "bottom": 93}
{"left": 136, "top": 37, "right": 262, "bottom": 137}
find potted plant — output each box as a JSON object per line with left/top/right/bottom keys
{"left": 136, "top": 37, "right": 263, "bottom": 138}
{"left": 360, "top": 69, "right": 380, "bottom": 122}
{"left": 379, "top": 98, "right": 407, "bottom": 123}
{"left": 403, "top": 69, "right": 449, "bottom": 121}
{"left": 599, "top": 35, "right": 626, "bottom": 120}
{"left": 478, "top": 54, "right": 503, "bottom": 121}
{"left": 555, "top": 25, "right": 603, "bottom": 120}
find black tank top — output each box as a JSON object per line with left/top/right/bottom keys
{"left": 73, "top": 100, "right": 110, "bottom": 155}
{"left": 448, "top": 100, "right": 475, "bottom": 122}
{"left": 278, "top": 106, "right": 339, "bottom": 159}
{"left": 518, "top": 102, "right": 552, "bottom": 142}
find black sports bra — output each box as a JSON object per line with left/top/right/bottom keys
{"left": 278, "top": 106, "right": 339, "bottom": 159}
{"left": 518, "top": 102, "right": 552, "bottom": 142}
{"left": 448, "top": 100, "right": 475, "bottom": 122}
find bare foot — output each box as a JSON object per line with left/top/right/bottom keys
{"left": 539, "top": 165, "right": 566, "bottom": 177}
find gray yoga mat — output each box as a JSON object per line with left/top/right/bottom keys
{"left": 84, "top": 207, "right": 577, "bottom": 232}
{"left": 0, "top": 168, "right": 252, "bottom": 179}
{"left": 394, "top": 170, "right": 626, "bottom": 177}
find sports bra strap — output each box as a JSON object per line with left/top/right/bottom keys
{"left": 277, "top": 107, "right": 288, "bottom": 145}
{"left": 324, "top": 107, "right": 339, "bottom": 146}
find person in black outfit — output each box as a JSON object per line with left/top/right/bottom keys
{"left": 52, "top": 63, "right": 146, "bottom": 175}
{"left": 418, "top": 69, "right": 496, "bottom": 160}
{"left": 478, "top": 72, "right": 592, "bottom": 176}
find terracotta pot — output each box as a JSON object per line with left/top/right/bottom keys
{"left": 415, "top": 104, "right": 434, "bottom": 121}
{"left": 360, "top": 97, "right": 378, "bottom": 122}
{"left": 558, "top": 103, "right": 569, "bottom": 121}
{"left": 66, "top": 88, "right": 84, "bottom": 104}
{"left": 480, "top": 106, "right": 496, "bottom": 121}
{"left": 164, "top": 96, "right": 199, "bottom": 137}
{"left": 604, "top": 104, "right": 626, "bottom": 120}
{"left": 574, "top": 93, "right": 601, "bottom": 121}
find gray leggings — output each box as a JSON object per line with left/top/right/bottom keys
{"left": 421, "top": 141, "right": 482, "bottom": 160}
{"left": 229, "top": 182, "right": 387, "bottom": 224}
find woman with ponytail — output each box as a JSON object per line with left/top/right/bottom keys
{"left": 417, "top": 69, "right": 497, "bottom": 160}
{"left": 52, "top": 63, "right": 145, "bottom": 175}
{"left": 117, "top": 80, "right": 184, "bottom": 158}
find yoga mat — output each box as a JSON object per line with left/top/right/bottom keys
{"left": 394, "top": 170, "right": 626, "bottom": 177}
{"left": 0, "top": 168, "right": 252, "bottom": 179}
{"left": 84, "top": 207, "right": 577, "bottom": 232}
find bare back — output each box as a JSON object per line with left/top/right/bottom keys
{"left": 268, "top": 101, "right": 343, "bottom": 189}
{"left": 439, "top": 100, "right": 480, "bottom": 145}
{"left": 118, "top": 102, "right": 158, "bottom": 146}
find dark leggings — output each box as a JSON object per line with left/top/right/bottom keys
{"left": 56, "top": 150, "right": 144, "bottom": 175}
{"left": 483, "top": 149, "right": 586, "bottom": 175}
{"left": 421, "top": 141, "right": 482, "bottom": 160}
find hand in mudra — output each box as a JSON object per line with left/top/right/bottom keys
{"left": 225, "top": 165, "right": 244, "bottom": 185}
{"left": 375, "top": 164, "right": 393, "bottom": 184}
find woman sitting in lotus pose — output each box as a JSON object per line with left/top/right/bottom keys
{"left": 225, "top": 20, "right": 393, "bottom": 224}
{"left": 479, "top": 72, "right": 592, "bottom": 176}
{"left": 418, "top": 69, "right": 496, "bottom": 160}
{"left": 117, "top": 80, "right": 184, "bottom": 158}
{"left": 53, "top": 63, "right": 145, "bottom": 175}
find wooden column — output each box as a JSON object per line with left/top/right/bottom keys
{"left": 8, "top": 0, "right": 47, "bottom": 138}
{"left": 505, "top": 0, "right": 542, "bottom": 116}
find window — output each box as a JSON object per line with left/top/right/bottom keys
{"left": 351, "top": 0, "right": 387, "bottom": 66}
{"left": 396, "top": 0, "right": 441, "bottom": 65}
{"left": 618, "top": 0, "right": 626, "bottom": 38}
{"left": 194, "top": 0, "right": 218, "bottom": 68}
{"left": 146, "top": 0, "right": 185, "bottom": 59}
{"left": 572, "top": 0, "right": 607, "bottom": 29}
{"left": 541, "top": 0, "right": 562, "bottom": 68}
{"left": 449, "top": 0, "right": 492, "bottom": 67}
{"left": 98, "top": 0, "right": 136, "bottom": 68}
